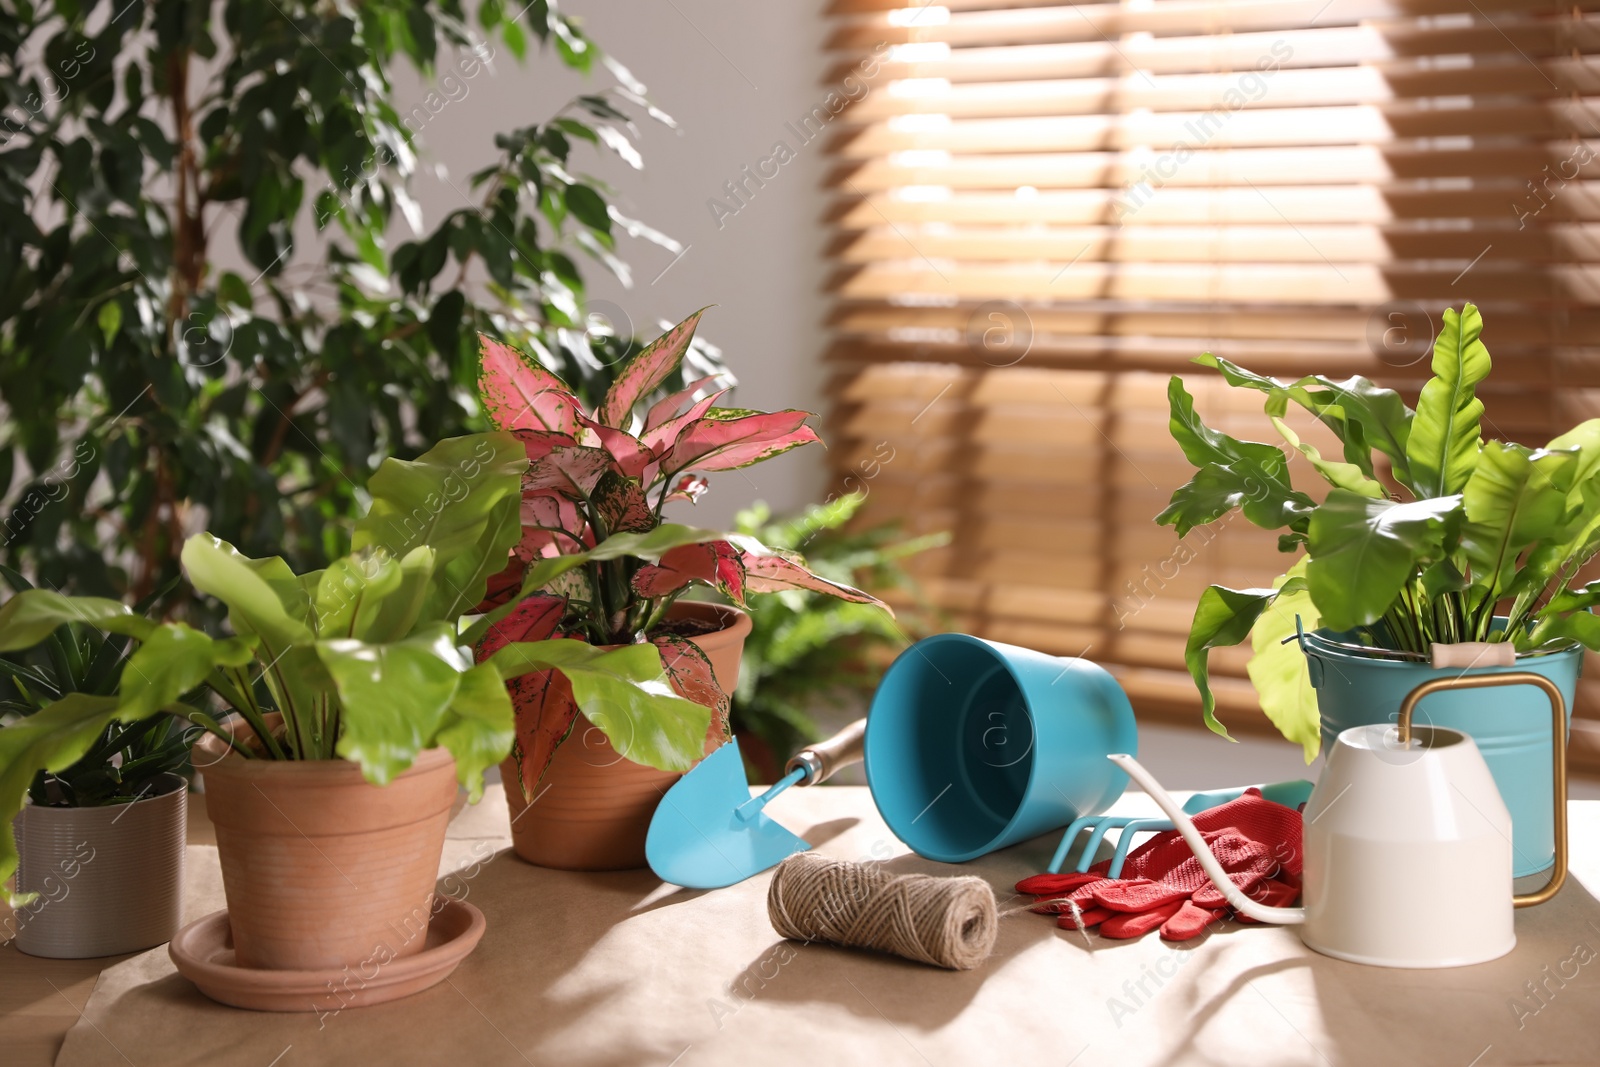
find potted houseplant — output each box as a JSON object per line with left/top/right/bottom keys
{"left": 1, "top": 573, "right": 190, "bottom": 958}
{"left": 0, "top": 433, "right": 713, "bottom": 981}
{"left": 474, "top": 309, "right": 890, "bottom": 869}
{"left": 1164, "top": 303, "right": 1599, "bottom": 875}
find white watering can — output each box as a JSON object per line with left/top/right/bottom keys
{"left": 1112, "top": 672, "right": 1569, "bottom": 968}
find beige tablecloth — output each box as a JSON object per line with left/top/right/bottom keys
{"left": 48, "top": 788, "right": 1600, "bottom": 1067}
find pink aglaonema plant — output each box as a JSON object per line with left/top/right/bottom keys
{"left": 472, "top": 309, "right": 889, "bottom": 794}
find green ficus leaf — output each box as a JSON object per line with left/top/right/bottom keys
{"left": 96, "top": 300, "right": 122, "bottom": 346}
{"left": 1306, "top": 491, "right": 1463, "bottom": 631}
{"left": 564, "top": 183, "right": 611, "bottom": 235}
{"left": 1406, "top": 303, "right": 1491, "bottom": 499}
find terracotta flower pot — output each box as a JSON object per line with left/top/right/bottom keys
{"left": 10, "top": 772, "right": 187, "bottom": 959}
{"left": 502, "top": 601, "right": 752, "bottom": 871}
{"left": 195, "top": 727, "right": 458, "bottom": 971}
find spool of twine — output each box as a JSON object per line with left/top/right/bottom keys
{"left": 766, "top": 852, "right": 998, "bottom": 970}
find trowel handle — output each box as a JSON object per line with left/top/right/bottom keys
{"left": 786, "top": 718, "right": 866, "bottom": 786}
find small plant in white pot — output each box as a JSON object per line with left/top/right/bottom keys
{"left": 1, "top": 573, "right": 191, "bottom": 958}
{"left": 0, "top": 433, "right": 716, "bottom": 1005}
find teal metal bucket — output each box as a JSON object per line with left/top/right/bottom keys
{"left": 863, "top": 634, "right": 1137, "bottom": 863}
{"left": 1301, "top": 628, "right": 1580, "bottom": 877}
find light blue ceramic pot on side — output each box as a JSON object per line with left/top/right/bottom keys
{"left": 1301, "top": 627, "right": 1580, "bottom": 877}
{"left": 863, "top": 634, "right": 1137, "bottom": 863}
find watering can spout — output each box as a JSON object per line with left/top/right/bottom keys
{"left": 1106, "top": 754, "right": 1306, "bottom": 927}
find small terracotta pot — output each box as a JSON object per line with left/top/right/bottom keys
{"left": 196, "top": 726, "right": 458, "bottom": 971}
{"left": 502, "top": 600, "right": 751, "bottom": 871}
{"left": 10, "top": 772, "right": 187, "bottom": 958}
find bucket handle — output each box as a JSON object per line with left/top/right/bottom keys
{"left": 1289, "top": 616, "right": 1325, "bottom": 689}
{"left": 1397, "top": 672, "right": 1567, "bottom": 908}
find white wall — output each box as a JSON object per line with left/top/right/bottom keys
{"left": 400, "top": 1, "right": 833, "bottom": 528}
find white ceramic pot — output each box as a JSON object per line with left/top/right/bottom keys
{"left": 10, "top": 772, "right": 187, "bottom": 958}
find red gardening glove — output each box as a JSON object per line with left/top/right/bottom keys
{"left": 1157, "top": 874, "right": 1302, "bottom": 940}
{"left": 1017, "top": 788, "right": 1302, "bottom": 941}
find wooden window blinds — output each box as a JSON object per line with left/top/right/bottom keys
{"left": 822, "top": 0, "right": 1600, "bottom": 769}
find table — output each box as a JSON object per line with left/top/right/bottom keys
{"left": 6, "top": 787, "right": 1600, "bottom": 1067}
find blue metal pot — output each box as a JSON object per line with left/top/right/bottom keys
{"left": 863, "top": 634, "right": 1137, "bottom": 863}
{"left": 1301, "top": 627, "right": 1580, "bottom": 877}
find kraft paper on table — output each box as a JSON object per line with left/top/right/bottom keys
{"left": 52, "top": 788, "right": 1600, "bottom": 1067}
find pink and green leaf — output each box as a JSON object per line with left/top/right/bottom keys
{"left": 641, "top": 389, "right": 728, "bottom": 455}
{"left": 518, "top": 494, "right": 588, "bottom": 558}
{"left": 504, "top": 667, "right": 580, "bottom": 798}
{"left": 660, "top": 409, "right": 821, "bottom": 474}
{"left": 631, "top": 541, "right": 747, "bottom": 603}
{"left": 644, "top": 375, "right": 728, "bottom": 432}
{"left": 596, "top": 308, "right": 709, "bottom": 429}
{"left": 473, "top": 556, "right": 527, "bottom": 612}
{"left": 592, "top": 471, "right": 656, "bottom": 534}
{"left": 738, "top": 550, "right": 890, "bottom": 611}
{"left": 477, "top": 593, "right": 570, "bottom": 655}
{"left": 479, "top": 336, "right": 583, "bottom": 435}
{"left": 512, "top": 428, "right": 580, "bottom": 462}
{"left": 651, "top": 634, "right": 730, "bottom": 748}
{"left": 662, "top": 474, "right": 709, "bottom": 506}
{"left": 580, "top": 416, "right": 653, "bottom": 479}
{"left": 474, "top": 595, "right": 578, "bottom": 797}
{"left": 524, "top": 445, "right": 616, "bottom": 499}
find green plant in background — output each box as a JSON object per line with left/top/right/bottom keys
{"left": 0, "top": 568, "right": 194, "bottom": 808}
{"left": 1164, "top": 303, "right": 1600, "bottom": 759}
{"left": 0, "top": 432, "right": 712, "bottom": 903}
{"left": 723, "top": 494, "right": 947, "bottom": 776}
{"left": 0, "top": 0, "right": 716, "bottom": 608}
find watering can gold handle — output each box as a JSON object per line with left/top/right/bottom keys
{"left": 786, "top": 719, "right": 867, "bottom": 786}
{"left": 1397, "top": 671, "right": 1567, "bottom": 908}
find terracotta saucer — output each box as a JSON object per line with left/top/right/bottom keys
{"left": 168, "top": 897, "right": 486, "bottom": 1012}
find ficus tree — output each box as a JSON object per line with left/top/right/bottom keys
{"left": 0, "top": 0, "right": 705, "bottom": 612}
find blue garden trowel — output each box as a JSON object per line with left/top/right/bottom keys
{"left": 646, "top": 719, "right": 866, "bottom": 889}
